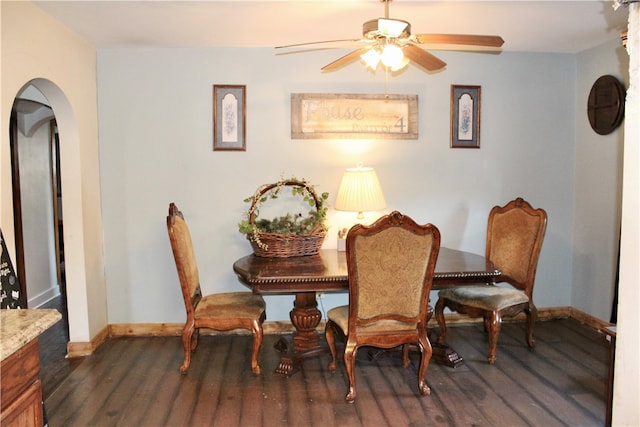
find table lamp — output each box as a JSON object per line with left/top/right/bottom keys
{"left": 335, "top": 165, "right": 387, "bottom": 219}
{"left": 334, "top": 165, "right": 386, "bottom": 250}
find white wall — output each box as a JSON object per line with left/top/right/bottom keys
{"left": 574, "top": 39, "right": 629, "bottom": 322}
{"left": 97, "top": 47, "right": 577, "bottom": 323}
{"left": 612, "top": 5, "right": 640, "bottom": 424}
{"left": 1, "top": 1, "right": 107, "bottom": 343}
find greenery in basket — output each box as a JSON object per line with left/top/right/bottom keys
{"left": 238, "top": 177, "right": 329, "bottom": 250}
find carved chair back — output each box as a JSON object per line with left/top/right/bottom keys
{"left": 486, "top": 197, "right": 547, "bottom": 297}
{"left": 167, "top": 203, "right": 203, "bottom": 319}
{"left": 346, "top": 211, "right": 441, "bottom": 335}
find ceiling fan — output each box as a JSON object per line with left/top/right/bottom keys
{"left": 275, "top": 0, "right": 504, "bottom": 73}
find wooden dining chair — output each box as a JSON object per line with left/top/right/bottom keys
{"left": 435, "top": 197, "right": 547, "bottom": 364}
{"left": 325, "top": 211, "right": 441, "bottom": 403}
{"left": 166, "top": 202, "right": 266, "bottom": 374}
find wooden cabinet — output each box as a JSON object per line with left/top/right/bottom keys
{"left": 0, "top": 338, "right": 44, "bottom": 427}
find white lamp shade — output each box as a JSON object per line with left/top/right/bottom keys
{"left": 334, "top": 167, "right": 386, "bottom": 214}
{"left": 360, "top": 48, "right": 381, "bottom": 70}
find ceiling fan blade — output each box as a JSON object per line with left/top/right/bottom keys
{"left": 413, "top": 34, "right": 504, "bottom": 48}
{"left": 321, "top": 48, "right": 370, "bottom": 72}
{"left": 402, "top": 44, "right": 446, "bottom": 72}
{"left": 275, "top": 39, "right": 362, "bottom": 49}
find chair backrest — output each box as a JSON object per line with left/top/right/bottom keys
{"left": 486, "top": 197, "right": 547, "bottom": 296}
{"left": 345, "top": 211, "right": 440, "bottom": 330}
{"left": 167, "top": 203, "right": 202, "bottom": 316}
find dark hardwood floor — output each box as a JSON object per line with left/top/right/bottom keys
{"left": 39, "top": 296, "right": 83, "bottom": 400}
{"left": 40, "top": 314, "right": 610, "bottom": 427}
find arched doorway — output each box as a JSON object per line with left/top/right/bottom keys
{"left": 10, "top": 88, "right": 65, "bottom": 313}
{"left": 9, "top": 85, "right": 72, "bottom": 392}
{"left": 5, "top": 78, "right": 90, "bottom": 351}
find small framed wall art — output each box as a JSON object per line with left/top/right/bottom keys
{"left": 213, "top": 85, "right": 246, "bottom": 151}
{"left": 450, "top": 85, "right": 481, "bottom": 149}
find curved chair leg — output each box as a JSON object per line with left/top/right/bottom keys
{"left": 344, "top": 340, "right": 357, "bottom": 403}
{"left": 250, "top": 319, "right": 264, "bottom": 375}
{"left": 434, "top": 297, "right": 448, "bottom": 345}
{"left": 325, "top": 321, "right": 338, "bottom": 372}
{"left": 417, "top": 334, "right": 432, "bottom": 396}
{"left": 180, "top": 320, "right": 195, "bottom": 373}
{"left": 486, "top": 311, "right": 502, "bottom": 364}
{"left": 525, "top": 303, "right": 538, "bottom": 348}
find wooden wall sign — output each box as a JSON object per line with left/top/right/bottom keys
{"left": 587, "top": 75, "right": 625, "bottom": 135}
{"left": 291, "top": 93, "right": 418, "bottom": 140}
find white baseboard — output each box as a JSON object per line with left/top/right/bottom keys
{"left": 29, "top": 287, "right": 61, "bottom": 308}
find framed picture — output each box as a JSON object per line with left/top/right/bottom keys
{"left": 291, "top": 93, "right": 418, "bottom": 139}
{"left": 213, "top": 85, "right": 246, "bottom": 151}
{"left": 450, "top": 85, "right": 481, "bottom": 148}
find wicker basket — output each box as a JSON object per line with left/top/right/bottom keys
{"left": 246, "top": 180, "right": 327, "bottom": 258}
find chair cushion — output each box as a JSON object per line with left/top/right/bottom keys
{"left": 327, "top": 306, "right": 349, "bottom": 332}
{"left": 327, "top": 305, "right": 418, "bottom": 335}
{"left": 195, "top": 292, "right": 265, "bottom": 319}
{"left": 438, "top": 286, "right": 529, "bottom": 311}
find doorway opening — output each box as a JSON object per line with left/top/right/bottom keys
{"left": 9, "top": 86, "right": 69, "bottom": 334}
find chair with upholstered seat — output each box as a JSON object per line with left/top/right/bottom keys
{"left": 325, "top": 211, "right": 441, "bottom": 403}
{"left": 166, "top": 202, "right": 266, "bottom": 374}
{"left": 435, "top": 197, "right": 547, "bottom": 364}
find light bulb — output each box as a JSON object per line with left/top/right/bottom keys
{"left": 380, "top": 43, "right": 404, "bottom": 68}
{"left": 390, "top": 55, "right": 410, "bottom": 71}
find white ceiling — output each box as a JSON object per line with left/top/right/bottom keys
{"left": 32, "top": 0, "right": 629, "bottom": 54}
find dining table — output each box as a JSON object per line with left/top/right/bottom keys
{"left": 233, "top": 247, "right": 500, "bottom": 376}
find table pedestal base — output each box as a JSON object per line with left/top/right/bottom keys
{"left": 368, "top": 341, "right": 464, "bottom": 368}
{"left": 431, "top": 342, "right": 464, "bottom": 368}
{"left": 273, "top": 292, "right": 327, "bottom": 377}
{"left": 274, "top": 339, "right": 328, "bottom": 377}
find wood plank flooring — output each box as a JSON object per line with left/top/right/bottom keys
{"left": 38, "top": 296, "right": 83, "bottom": 400}
{"left": 42, "top": 318, "right": 610, "bottom": 427}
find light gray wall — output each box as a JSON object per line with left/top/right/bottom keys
{"left": 98, "top": 47, "right": 579, "bottom": 323}
{"left": 574, "top": 39, "right": 628, "bottom": 322}
{"left": 18, "top": 121, "right": 59, "bottom": 307}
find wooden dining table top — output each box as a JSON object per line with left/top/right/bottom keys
{"left": 233, "top": 247, "right": 500, "bottom": 294}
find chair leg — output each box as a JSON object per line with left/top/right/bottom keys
{"left": 526, "top": 303, "right": 538, "bottom": 348}
{"left": 180, "top": 320, "right": 195, "bottom": 373}
{"left": 434, "top": 297, "right": 447, "bottom": 345}
{"left": 417, "top": 334, "right": 432, "bottom": 396}
{"left": 250, "top": 319, "right": 264, "bottom": 375}
{"left": 402, "top": 344, "right": 410, "bottom": 367}
{"left": 344, "top": 339, "right": 357, "bottom": 403}
{"left": 325, "top": 321, "right": 338, "bottom": 372}
{"left": 486, "top": 311, "right": 502, "bottom": 364}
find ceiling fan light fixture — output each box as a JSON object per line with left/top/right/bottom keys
{"left": 363, "top": 18, "right": 411, "bottom": 39}
{"left": 390, "top": 54, "right": 410, "bottom": 71}
{"left": 361, "top": 48, "right": 381, "bottom": 70}
{"left": 380, "top": 43, "right": 405, "bottom": 68}
{"left": 378, "top": 18, "right": 409, "bottom": 38}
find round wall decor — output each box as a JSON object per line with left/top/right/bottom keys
{"left": 587, "top": 75, "right": 626, "bottom": 135}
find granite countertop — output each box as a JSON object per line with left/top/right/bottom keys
{"left": 1, "top": 309, "right": 62, "bottom": 361}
